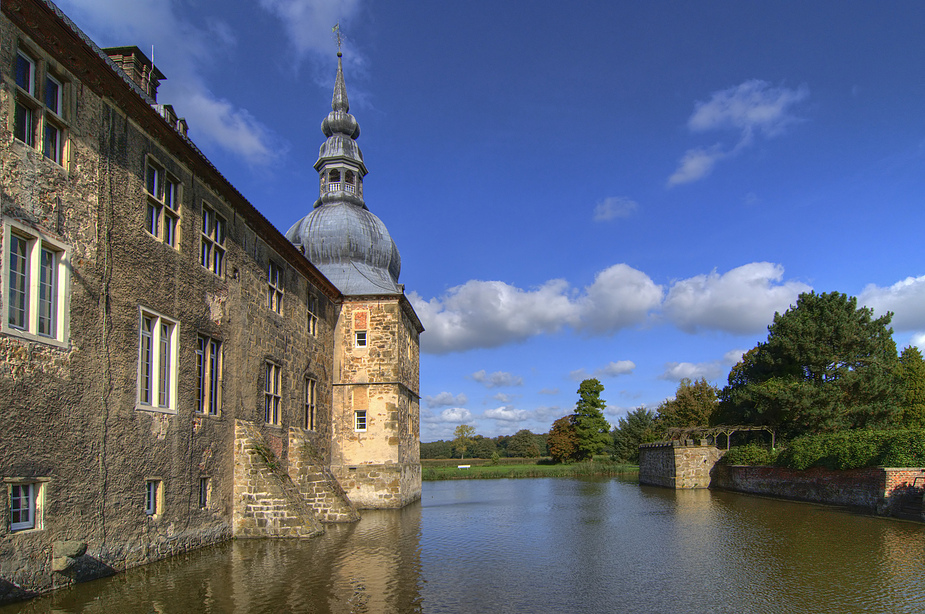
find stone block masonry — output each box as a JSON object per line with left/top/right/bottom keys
{"left": 638, "top": 442, "right": 724, "bottom": 489}
{"left": 233, "top": 421, "right": 324, "bottom": 538}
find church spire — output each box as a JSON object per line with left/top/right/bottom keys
{"left": 315, "top": 49, "right": 366, "bottom": 209}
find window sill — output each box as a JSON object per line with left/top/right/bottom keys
{"left": 1, "top": 327, "right": 69, "bottom": 350}
{"left": 136, "top": 405, "right": 178, "bottom": 415}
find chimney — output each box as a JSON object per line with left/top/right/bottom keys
{"left": 103, "top": 46, "right": 165, "bottom": 101}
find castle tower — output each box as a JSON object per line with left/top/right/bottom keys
{"left": 286, "top": 52, "right": 423, "bottom": 508}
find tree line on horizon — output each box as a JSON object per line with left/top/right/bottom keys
{"left": 422, "top": 291, "right": 925, "bottom": 464}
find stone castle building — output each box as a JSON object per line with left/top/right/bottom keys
{"left": 0, "top": 0, "right": 421, "bottom": 602}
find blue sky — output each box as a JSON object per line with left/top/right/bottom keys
{"left": 59, "top": 0, "right": 925, "bottom": 441}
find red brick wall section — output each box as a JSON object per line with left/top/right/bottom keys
{"left": 712, "top": 465, "right": 925, "bottom": 515}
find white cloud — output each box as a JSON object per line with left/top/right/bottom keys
{"left": 667, "top": 146, "right": 724, "bottom": 186}
{"left": 484, "top": 407, "right": 530, "bottom": 422}
{"left": 491, "top": 393, "right": 515, "bottom": 403}
{"left": 663, "top": 263, "right": 811, "bottom": 334}
{"left": 471, "top": 370, "right": 523, "bottom": 388}
{"left": 425, "top": 392, "right": 468, "bottom": 409}
{"left": 58, "top": 0, "right": 278, "bottom": 165}
{"left": 421, "top": 407, "right": 473, "bottom": 424}
{"left": 413, "top": 262, "right": 810, "bottom": 353}
{"left": 687, "top": 79, "right": 809, "bottom": 138}
{"left": 593, "top": 196, "right": 638, "bottom": 222}
{"left": 858, "top": 275, "right": 925, "bottom": 331}
{"left": 659, "top": 361, "right": 724, "bottom": 382}
{"left": 571, "top": 360, "right": 636, "bottom": 381}
{"left": 912, "top": 333, "right": 925, "bottom": 349}
{"left": 258, "top": 0, "right": 362, "bottom": 57}
{"left": 724, "top": 349, "right": 747, "bottom": 364}
{"left": 539, "top": 388, "right": 560, "bottom": 395}
{"left": 578, "top": 265, "right": 665, "bottom": 334}
{"left": 669, "top": 80, "right": 809, "bottom": 186}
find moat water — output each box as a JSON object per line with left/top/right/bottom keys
{"left": 5, "top": 476, "right": 925, "bottom": 613}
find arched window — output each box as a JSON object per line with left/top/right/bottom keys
{"left": 344, "top": 170, "right": 355, "bottom": 185}
{"left": 328, "top": 169, "right": 341, "bottom": 182}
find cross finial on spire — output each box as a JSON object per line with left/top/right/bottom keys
{"left": 333, "top": 23, "right": 343, "bottom": 56}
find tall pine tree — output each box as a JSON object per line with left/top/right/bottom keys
{"left": 572, "top": 379, "right": 611, "bottom": 461}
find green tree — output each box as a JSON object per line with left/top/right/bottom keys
{"left": 507, "top": 429, "right": 541, "bottom": 458}
{"left": 898, "top": 346, "right": 925, "bottom": 428}
{"left": 470, "top": 435, "right": 498, "bottom": 459}
{"left": 718, "top": 291, "right": 902, "bottom": 436}
{"left": 547, "top": 416, "right": 579, "bottom": 463}
{"left": 572, "top": 379, "right": 611, "bottom": 461}
{"left": 419, "top": 440, "right": 453, "bottom": 459}
{"left": 612, "top": 406, "right": 658, "bottom": 463}
{"left": 656, "top": 378, "right": 718, "bottom": 429}
{"left": 452, "top": 424, "right": 476, "bottom": 459}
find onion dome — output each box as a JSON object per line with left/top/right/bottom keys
{"left": 286, "top": 51, "right": 402, "bottom": 295}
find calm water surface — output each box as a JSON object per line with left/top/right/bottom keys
{"left": 5, "top": 476, "right": 925, "bottom": 613}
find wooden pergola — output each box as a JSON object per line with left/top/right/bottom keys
{"left": 662, "top": 425, "right": 776, "bottom": 450}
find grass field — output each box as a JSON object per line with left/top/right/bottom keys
{"left": 421, "top": 459, "right": 638, "bottom": 480}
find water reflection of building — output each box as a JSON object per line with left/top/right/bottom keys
{"left": 0, "top": 0, "right": 421, "bottom": 603}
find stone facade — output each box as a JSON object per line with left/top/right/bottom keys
{"left": 0, "top": 0, "right": 421, "bottom": 603}
{"left": 638, "top": 442, "right": 725, "bottom": 489}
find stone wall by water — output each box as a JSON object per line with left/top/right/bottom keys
{"left": 638, "top": 442, "right": 725, "bottom": 489}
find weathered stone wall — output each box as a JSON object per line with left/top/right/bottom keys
{"left": 638, "top": 442, "right": 724, "bottom": 489}
{"left": 712, "top": 464, "right": 925, "bottom": 516}
{"left": 0, "top": 2, "right": 341, "bottom": 601}
{"left": 287, "top": 427, "right": 359, "bottom": 523}
{"left": 330, "top": 298, "right": 421, "bottom": 507}
{"left": 232, "top": 421, "right": 323, "bottom": 538}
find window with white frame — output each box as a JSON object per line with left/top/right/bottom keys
{"left": 144, "top": 158, "right": 180, "bottom": 247}
{"left": 2, "top": 220, "right": 70, "bottom": 347}
{"left": 354, "top": 410, "right": 367, "bottom": 432}
{"left": 307, "top": 294, "right": 318, "bottom": 337}
{"left": 268, "top": 262, "right": 283, "bottom": 314}
{"left": 196, "top": 335, "right": 221, "bottom": 415}
{"left": 264, "top": 362, "right": 281, "bottom": 425}
{"left": 9, "top": 482, "right": 43, "bottom": 532}
{"left": 198, "top": 477, "right": 210, "bottom": 509}
{"left": 355, "top": 330, "right": 367, "bottom": 348}
{"left": 304, "top": 377, "right": 316, "bottom": 430}
{"left": 13, "top": 48, "right": 68, "bottom": 165}
{"left": 137, "top": 309, "right": 178, "bottom": 412}
{"left": 144, "top": 479, "right": 162, "bottom": 516}
{"left": 200, "top": 204, "right": 225, "bottom": 275}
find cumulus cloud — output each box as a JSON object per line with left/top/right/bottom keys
{"left": 539, "top": 388, "right": 560, "bottom": 395}
{"left": 593, "top": 196, "right": 638, "bottom": 222}
{"left": 425, "top": 392, "right": 468, "bottom": 409}
{"left": 491, "top": 393, "right": 515, "bottom": 403}
{"left": 471, "top": 370, "right": 523, "bottom": 388}
{"left": 659, "top": 362, "right": 725, "bottom": 382}
{"left": 858, "top": 275, "right": 925, "bottom": 331}
{"left": 570, "top": 361, "right": 636, "bottom": 381}
{"left": 58, "top": 0, "right": 279, "bottom": 165}
{"left": 413, "top": 262, "right": 810, "bottom": 353}
{"left": 913, "top": 333, "right": 925, "bottom": 348}
{"left": 669, "top": 80, "right": 809, "bottom": 186}
{"left": 485, "top": 407, "right": 531, "bottom": 422}
{"left": 663, "top": 262, "right": 811, "bottom": 334}
{"left": 421, "top": 407, "right": 473, "bottom": 424}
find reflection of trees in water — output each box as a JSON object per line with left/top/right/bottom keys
{"left": 11, "top": 504, "right": 423, "bottom": 614}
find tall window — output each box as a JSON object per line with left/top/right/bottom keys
{"left": 198, "top": 477, "right": 210, "bottom": 509}
{"left": 354, "top": 410, "right": 367, "bottom": 432}
{"left": 10, "top": 483, "right": 40, "bottom": 531}
{"left": 196, "top": 336, "right": 221, "bottom": 415}
{"left": 145, "top": 158, "right": 180, "bottom": 247}
{"left": 13, "top": 49, "right": 68, "bottom": 164}
{"left": 138, "top": 309, "right": 178, "bottom": 412}
{"left": 307, "top": 294, "right": 318, "bottom": 337}
{"left": 264, "top": 362, "right": 281, "bottom": 425}
{"left": 145, "top": 480, "right": 162, "bottom": 516}
{"left": 200, "top": 205, "right": 225, "bottom": 275}
{"left": 2, "top": 220, "right": 70, "bottom": 346}
{"left": 304, "top": 377, "right": 316, "bottom": 430}
{"left": 268, "top": 262, "right": 283, "bottom": 314}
